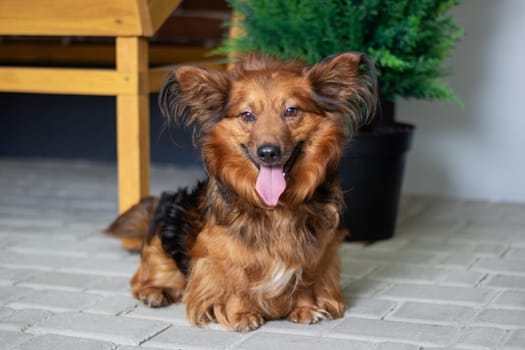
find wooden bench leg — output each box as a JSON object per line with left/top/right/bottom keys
{"left": 116, "top": 36, "right": 150, "bottom": 250}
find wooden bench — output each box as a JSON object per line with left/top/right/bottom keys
{"left": 0, "top": 0, "right": 224, "bottom": 249}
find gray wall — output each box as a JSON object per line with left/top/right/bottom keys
{"left": 400, "top": 0, "right": 525, "bottom": 203}
{"left": 0, "top": 93, "right": 202, "bottom": 167}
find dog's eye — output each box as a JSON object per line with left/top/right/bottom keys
{"left": 284, "top": 107, "right": 299, "bottom": 118}
{"left": 239, "top": 111, "right": 256, "bottom": 123}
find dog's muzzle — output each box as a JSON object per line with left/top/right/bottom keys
{"left": 242, "top": 142, "right": 303, "bottom": 207}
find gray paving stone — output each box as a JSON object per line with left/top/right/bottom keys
{"left": 10, "top": 334, "right": 116, "bottom": 350}
{"left": 503, "top": 329, "right": 525, "bottom": 349}
{"left": 0, "top": 236, "right": 18, "bottom": 250}
{"left": 0, "top": 252, "right": 78, "bottom": 271}
{"left": 7, "top": 237, "right": 127, "bottom": 259}
{"left": 235, "top": 332, "right": 374, "bottom": 350}
{"left": 27, "top": 312, "right": 170, "bottom": 346}
{"left": 380, "top": 284, "right": 494, "bottom": 306}
{"left": 397, "top": 195, "right": 431, "bottom": 221}
{"left": 0, "top": 216, "right": 64, "bottom": 229}
{"left": 472, "top": 258, "right": 525, "bottom": 276}
{"left": 340, "top": 274, "right": 356, "bottom": 289}
{"left": 458, "top": 223, "right": 525, "bottom": 244}
{"left": 0, "top": 286, "right": 35, "bottom": 306}
{"left": 435, "top": 253, "right": 479, "bottom": 269}
{"left": 85, "top": 276, "right": 132, "bottom": 296}
{"left": 343, "top": 250, "right": 439, "bottom": 266}
{"left": 491, "top": 290, "right": 525, "bottom": 309}
{"left": 81, "top": 295, "right": 138, "bottom": 315}
{"left": 1, "top": 226, "right": 92, "bottom": 241}
{"left": 0, "top": 268, "right": 37, "bottom": 286}
{"left": 329, "top": 317, "right": 458, "bottom": 347}
{"left": 356, "top": 238, "right": 412, "bottom": 253}
{"left": 456, "top": 327, "right": 506, "bottom": 349}
{"left": 17, "top": 271, "right": 104, "bottom": 292}
{"left": 0, "top": 329, "right": 33, "bottom": 349}
{"left": 504, "top": 247, "right": 525, "bottom": 259}
{"left": 473, "top": 309, "right": 525, "bottom": 328}
{"left": 495, "top": 203, "right": 525, "bottom": 223}
{"left": 369, "top": 265, "right": 448, "bottom": 284}
{"left": 343, "top": 279, "right": 391, "bottom": 298}
{"left": 0, "top": 307, "right": 53, "bottom": 331}
{"left": 7, "top": 238, "right": 89, "bottom": 258}
{"left": 473, "top": 243, "right": 509, "bottom": 256}
{"left": 484, "top": 274, "right": 525, "bottom": 290}
{"left": 60, "top": 258, "right": 137, "bottom": 277}
{"left": 387, "top": 302, "right": 475, "bottom": 326}
{"left": 396, "top": 221, "right": 463, "bottom": 240}
{"left": 340, "top": 260, "right": 378, "bottom": 279}
{"left": 374, "top": 343, "right": 421, "bottom": 350}
{"left": 143, "top": 325, "right": 246, "bottom": 350}
{"left": 8, "top": 290, "right": 103, "bottom": 313}
{"left": 124, "top": 303, "right": 189, "bottom": 326}
{"left": 257, "top": 317, "right": 341, "bottom": 336}
{"left": 402, "top": 240, "right": 474, "bottom": 254}
{"left": 345, "top": 298, "right": 398, "bottom": 319}
{"left": 440, "top": 270, "right": 487, "bottom": 287}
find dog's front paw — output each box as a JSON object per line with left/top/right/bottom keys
{"left": 287, "top": 306, "right": 331, "bottom": 324}
{"left": 317, "top": 297, "right": 345, "bottom": 320}
{"left": 230, "top": 312, "right": 265, "bottom": 332}
{"left": 136, "top": 287, "right": 171, "bottom": 308}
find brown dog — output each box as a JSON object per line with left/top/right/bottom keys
{"left": 105, "top": 53, "right": 377, "bottom": 332}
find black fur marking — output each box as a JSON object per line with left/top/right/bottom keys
{"left": 216, "top": 179, "right": 237, "bottom": 205}
{"left": 158, "top": 72, "right": 191, "bottom": 125}
{"left": 158, "top": 68, "right": 230, "bottom": 147}
{"left": 283, "top": 141, "right": 304, "bottom": 179}
{"left": 147, "top": 181, "right": 207, "bottom": 276}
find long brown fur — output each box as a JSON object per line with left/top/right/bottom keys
{"left": 105, "top": 53, "right": 377, "bottom": 332}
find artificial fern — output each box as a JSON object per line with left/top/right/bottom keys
{"left": 216, "top": 0, "right": 463, "bottom": 104}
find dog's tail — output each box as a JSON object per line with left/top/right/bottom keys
{"left": 104, "top": 196, "right": 160, "bottom": 251}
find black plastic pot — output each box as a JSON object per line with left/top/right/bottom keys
{"left": 341, "top": 122, "right": 414, "bottom": 242}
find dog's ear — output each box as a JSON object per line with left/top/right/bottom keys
{"left": 158, "top": 66, "right": 230, "bottom": 137}
{"left": 306, "top": 52, "right": 378, "bottom": 134}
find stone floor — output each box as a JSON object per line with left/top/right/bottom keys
{"left": 0, "top": 158, "right": 524, "bottom": 350}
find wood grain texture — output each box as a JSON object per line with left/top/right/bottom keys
{"left": 0, "top": 67, "right": 136, "bottom": 95}
{"left": 0, "top": 0, "right": 144, "bottom": 36}
{"left": 116, "top": 37, "right": 151, "bottom": 219}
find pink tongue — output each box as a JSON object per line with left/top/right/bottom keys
{"left": 255, "top": 165, "right": 286, "bottom": 206}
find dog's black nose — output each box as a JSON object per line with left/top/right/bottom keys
{"left": 257, "top": 144, "right": 282, "bottom": 164}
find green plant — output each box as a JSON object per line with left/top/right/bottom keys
{"left": 216, "top": 0, "right": 463, "bottom": 106}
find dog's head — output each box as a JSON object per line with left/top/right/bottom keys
{"left": 159, "top": 53, "right": 377, "bottom": 208}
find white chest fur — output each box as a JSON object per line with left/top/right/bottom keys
{"left": 251, "top": 261, "right": 303, "bottom": 314}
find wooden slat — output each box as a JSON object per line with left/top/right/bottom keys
{"left": 116, "top": 94, "right": 150, "bottom": 207}
{"left": 116, "top": 37, "right": 150, "bottom": 217}
{"left": 0, "top": 67, "right": 137, "bottom": 95}
{"left": 116, "top": 37, "right": 151, "bottom": 250}
{"left": 0, "top": 0, "right": 145, "bottom": 36}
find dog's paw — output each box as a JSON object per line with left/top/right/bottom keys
{"left": 136, "top": 288, "right": 171, "bottom": 308}
{"left": 230, "top": 312, "right": 265, "bottom": 332}
{"left": 287, "top": 306, "right": 331, "bottom": 324}
{"left": 317, "top": 297, "right": 345, "bottom": 320}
